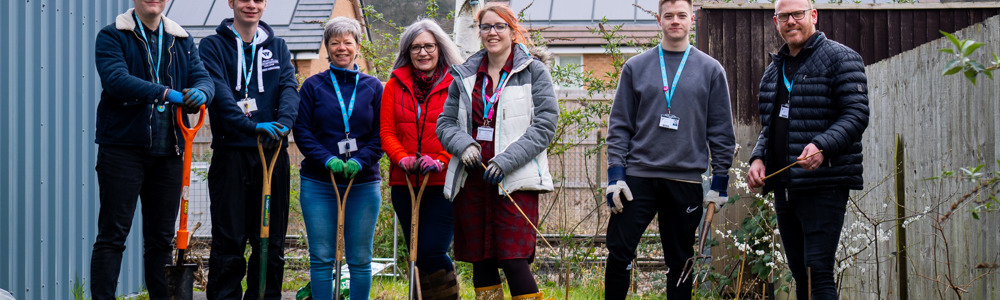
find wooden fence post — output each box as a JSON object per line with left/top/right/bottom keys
{"left": 895, "top": 133, "right": 909, "bottom": 300}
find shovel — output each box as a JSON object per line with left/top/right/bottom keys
{"left": 329, "top": 170, "right": 355, "bottom": 299}
{"left": 404, "top": 171, "right": 429, "bottom": 300}
{"left": 166, "top": 105, "right": 205, "bottom": 300}
{"left": 257, "top": 137, "right": 281, "bottom": 300}
{"left": 678, "top": 202, "right": 717, "bottom": 286}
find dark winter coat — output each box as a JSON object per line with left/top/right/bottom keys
{"left": 94, "top": 9, "right": 215, "bottom": 152}
{"left": 750, "top": 32, "right": 869, "bottom": 191}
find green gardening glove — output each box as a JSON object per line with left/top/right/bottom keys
{"left": 342, "top": 159, "right": 361, "bottom": 179}
{"left": 325, "top": 157, "right": 345, "bottom": 174}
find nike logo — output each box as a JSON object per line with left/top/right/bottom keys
{"left": 686, "top": 206, "right": 699, "bottom": 214}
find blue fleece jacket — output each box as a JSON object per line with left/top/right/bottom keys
{"left": 199, "top": 19, "right": 300, "bottom": 149}
{"left": 294, "top": 65, "right": 384, "bottom": 184}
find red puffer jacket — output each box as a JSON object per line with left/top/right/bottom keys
{"left": 380, "top": 65, "right": 453, "bottom": 186}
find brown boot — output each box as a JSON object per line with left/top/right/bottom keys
{"left": 419, "top": 268, "right": 460, "bottom": 299}
{"left": 511, "top": 292, "right": 544, "bottom": 300}
{"left": 474, "top": 284, "right": 503, "bottom": 300}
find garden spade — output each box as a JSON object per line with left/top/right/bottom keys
{"left": 404, "top": 171, "right": 429, "bottom": 300}
{"left": 329, "top": 171, "right": 355, "bottom": 299}
{"left": 257, "top": 137, "right": 281, "bottom": 300}
{"left": 165, "top": 105, "right": 205, "bottom": 300}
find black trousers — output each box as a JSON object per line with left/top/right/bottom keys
{"left": 206, "top": 147, "right": 290, "bottom": 300}
{"left": 774, "top": 187, "right": 849, "bottom": 300}
{"left": 605, "top": 176, "right": 704, "bottom": 299}
{"left": 91, "top": 146, "right": 182, "bottom": 300}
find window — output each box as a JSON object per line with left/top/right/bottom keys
{"left": 553, "top": 55, "right": 584, "bottom": 89}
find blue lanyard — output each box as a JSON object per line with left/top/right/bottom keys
{"left": 329, "top": 64, "right": 359, "bottom": 135}
{"left": 134, "top": 13, "right": 163, "bottom": 84}
{"left": 657, "top": 44, "right": 691, "bottom": 113}
{"left": 231, "top": 27, "right": 258, "bottom": 94}
{"left": 481, "top": 72, "right": 508, "bottom": 121}
{"left": 782, "top": 62, "right": 794, "bottom": 94}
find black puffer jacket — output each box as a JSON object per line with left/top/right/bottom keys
{"left": 750, "top": 32, "right": 869, "bottom": 191}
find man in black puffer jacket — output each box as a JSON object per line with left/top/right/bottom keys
{"left": 747, "top": 0, "right": 869, "bottom": 299}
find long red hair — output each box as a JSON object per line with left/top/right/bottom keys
{"left": 475, "top": 3, "right": 533, "bottom": 46}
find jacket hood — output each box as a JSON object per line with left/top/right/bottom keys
{"left": 214, "top": 19, "right": 275, "bottom": 47}
{"left": 390, "top": 65, "right": 452, "bottom": 96}
{"left": 116, "top": 8, "right": 188, "bottom": 38}
{"left": 451, "top": 43, "right": 536, "bottom": 79}
{"left": 771, "top": 32, "right": 826, "bottom": 61}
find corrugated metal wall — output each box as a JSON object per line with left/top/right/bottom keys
{"left": 1, "top": 1, "right": 146, "bottom": 299}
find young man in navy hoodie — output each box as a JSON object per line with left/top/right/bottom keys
{"left": 198, "top": 0, "right": 300, "bottom": 298}
{"left": 92, "top": 0, "right": 214, "bottom": 299}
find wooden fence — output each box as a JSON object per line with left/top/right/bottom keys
{"left": 839, "top": 15, "right": 1000, "bottom": 299}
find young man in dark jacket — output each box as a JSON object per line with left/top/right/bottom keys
{"left": 747, "top": 0, "right": 869, "bottom": 298}
{"left": 603, "top": 0, "right": 736, "bottom": 298}
{"left": 198, "top": 0, "right": 300, "bottom": 298}
{"left": 92, "top": 0, "right": 214, "bottom": 298}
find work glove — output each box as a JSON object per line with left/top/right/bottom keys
{"left": 399, "top": 156, "right": 419, "bottom": 174}
{"left": 418, "top": 155, "right": 443, "bottom": 175}
{"left": 605, "top": 166, "right": 632, "bottom": 214}
{"left": 704, "top": 174, "right": 729, "bottom": 208}
{"left": 461, "top": 145, "right": 482, "bottom": 170}
{"left": 484, "top": 162, "right": 505, "bottom": 185}
{"left": 325, "top": 157, "right": 345, "bottom": 174}
{"left": 165, "top": 89, "right": 185, "bottom": 105}
{"left": 181, "top": 88, "right": 207, "bottom": 108}
{"left": 255, "top": 122, "right": 285, "bottom": 141}
{"left": 343, "top": 159, "right": 361, "bottom": 179}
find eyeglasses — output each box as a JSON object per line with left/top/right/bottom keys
{"left": 775, "top": 9, "right": 811, "bottom": 22}
{"left": 409, "top": 43, "right": 438, "bottom": 54}
{"left": 478, "top": 23, "right": 509, "bottom": 33}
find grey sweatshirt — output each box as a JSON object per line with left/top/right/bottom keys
{"left": 606, "top": 45, "right": 736, "bottom": 182}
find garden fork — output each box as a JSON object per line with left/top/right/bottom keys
{"left": 678, "top": 201, "right": 717, "bottom": 286}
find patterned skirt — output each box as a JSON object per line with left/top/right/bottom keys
{"left": 451, "top": 165, "right": 539, "bottom": 262}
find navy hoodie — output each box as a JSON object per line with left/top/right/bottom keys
{"left": 294, "top": 65, "right": 383, "bottom": 184}
{"left": 199, "top": 19, "right": 299, "bottom": 149}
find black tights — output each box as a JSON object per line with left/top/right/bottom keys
{"left": 472, "top": 258, "right": 538, "bottom": 296}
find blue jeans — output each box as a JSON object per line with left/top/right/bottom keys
{"left": 300, "top": 177, "right": 381, "bottom": 300}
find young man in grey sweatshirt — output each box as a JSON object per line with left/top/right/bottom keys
{"left": 603, "top": 0, "right": 736, "bottom": 298}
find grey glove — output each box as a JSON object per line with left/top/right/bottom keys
{"left": 461, "top": 145, "right": 482, "bottom": 169}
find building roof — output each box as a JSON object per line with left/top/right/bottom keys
{"left": 164, "top": 0, "right": 336, "bottom": 53}
{"left": 505, "top": 0, "right": 660, "bottom": 47}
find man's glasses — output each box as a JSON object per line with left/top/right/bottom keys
{"left": 775, "top": 9, "right": 811, "bottom": 22}
{"left": 409, "top": 43, "right": 438, "bottom": 54}
{"left": 479, "top": 23, "right": 509, "bottom": 33}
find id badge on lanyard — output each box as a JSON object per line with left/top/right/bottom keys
{"left": 338, "top": 138, "right": 358, "bottom": 156}
{"left": 477, "top": 72, "right": 506, "bottom": 142}
{"left": 657, "top": 45, "right": 690, "bottom": 131}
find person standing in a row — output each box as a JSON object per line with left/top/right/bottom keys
{"left": 381, "top": 19, "right": 463, "bottom": 299}
{"left": 747, "top": 0, "right": 869, "bottom": 298}
{"left": 603, "top": 0, "right": 736, "bottom": 298}
{"left": 198, "top": 0, "right": 301, "bottom": 298}
{"left": 294, "top": 16, "right": 385, "bottom": 300}
{"left": 91, "top": 0, "right": 214, "bottom": 298}
{"left": 437, "top": 4, "right": 559, "bottom": 300}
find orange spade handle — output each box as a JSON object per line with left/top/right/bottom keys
{"left": 175, "top": 105, "right": 206, "bottom": 250}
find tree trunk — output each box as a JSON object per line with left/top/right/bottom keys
{"left": 452, "top": 0, "right": 483, "bottom": 60}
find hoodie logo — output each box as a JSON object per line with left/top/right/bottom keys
{"left": 260, "top": 49, "right": 280, "bottom": 72}
{"left": 261, "top": 49, "right": 273, "bottom": 60}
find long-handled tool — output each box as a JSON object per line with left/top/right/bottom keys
{"left": 329, "top": 171, "right": 355, "bottom": 300}
{"left": 404, "top": 173, "right": 429, "bottom": 300}
{"left": 166, "top": 105, "right": 205, "bottom": 300}
{"left": 678, "top": 202, "right": 717, "bottom": 286}
{"left": 256, "top": 137, "right": 281, "bottom": 300}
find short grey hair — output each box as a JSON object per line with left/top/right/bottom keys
{"left": 392, "top": 19, "right": 462, "bottom": 72}
{"left": 323, "top": 16, "right": 363, "bottom": 46}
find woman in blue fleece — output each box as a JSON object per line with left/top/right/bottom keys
{"left": 293, "top": 17, "right": 384, "bottom": 300}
